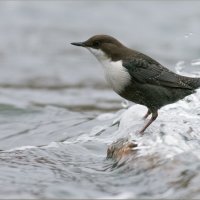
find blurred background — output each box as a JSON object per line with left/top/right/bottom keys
{"left": 0, "top": 1, "right": 200, "bottom": 199}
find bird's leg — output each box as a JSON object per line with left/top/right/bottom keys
{"left": 143, "top": 109, "right": 151, "bottom": 119}
{"left": 139, "top": 111, "right": 158, "bottom": 134}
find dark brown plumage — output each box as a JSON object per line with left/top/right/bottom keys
{"left": 71, "top": 35, "right": 200, "bottom": 133}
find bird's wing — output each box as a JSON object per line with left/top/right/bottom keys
{"left": 123, "top": 56, "right": 192, "bottom": 89}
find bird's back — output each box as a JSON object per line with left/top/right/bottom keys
{"left": 120, "top": 49, "right": 200, "bottom": 110}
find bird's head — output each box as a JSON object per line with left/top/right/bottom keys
{"left": 71, "top": 35, "right": 125, "bottom": 61}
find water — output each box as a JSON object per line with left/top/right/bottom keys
{"left": 0, "top": 1, "right": 200, "bottom": 199}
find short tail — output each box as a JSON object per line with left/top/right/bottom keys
{"left": 187, "top": 77, "right": 200, "bottom": 89}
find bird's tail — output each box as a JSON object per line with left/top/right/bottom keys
{"left": 187, "top": 77, "right": 200, "bottom": 90}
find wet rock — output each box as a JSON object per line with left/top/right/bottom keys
{"left": 107, "top": 137, "right": 137, "bottom": 160}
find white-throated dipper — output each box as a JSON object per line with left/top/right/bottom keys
{"left": 71, "top": 35, "right": 200, "bottom": 134}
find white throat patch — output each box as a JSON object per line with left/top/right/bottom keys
{"left": 87, "top": 48, "right": 131, "bottom": 93}
{"left": 87, "top": 47, "right": 108, "bottom": 61}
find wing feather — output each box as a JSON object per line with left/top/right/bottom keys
{"left": 123, "top": 57, "right": 192, "bottom": 89}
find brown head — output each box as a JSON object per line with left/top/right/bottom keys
{"left": 71, "top": 35, "right": 128, "bottom": 61}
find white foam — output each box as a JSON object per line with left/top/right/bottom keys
{"left": 4, "top": 145, "right": 37, "bottom": 152}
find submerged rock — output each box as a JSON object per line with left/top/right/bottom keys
{"left": 107, "top": 137, "right": 137, "bottom": 160}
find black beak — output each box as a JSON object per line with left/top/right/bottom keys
{"left": 71, "top": 42, "right": 86, "bottom": 47}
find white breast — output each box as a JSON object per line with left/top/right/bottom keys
{"left": 87, "top": 48, "right": 131, "bottom": 93}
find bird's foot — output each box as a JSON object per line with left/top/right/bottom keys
{"left": 139, "top": 130, "right": 145, "bottom": 135}
{"left": 135, "top": 129, "right": 145, "bottom": 136}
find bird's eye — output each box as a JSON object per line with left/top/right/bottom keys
{"left": 93, "top": 41, "right": 100, "bottom": 48}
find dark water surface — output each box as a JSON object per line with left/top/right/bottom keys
{"left": 0, "top": 1, "right": 200, "bottom": 199}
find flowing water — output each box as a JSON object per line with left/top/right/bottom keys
{"left": 0, "top": 1, "right": 200, "bottom": 199}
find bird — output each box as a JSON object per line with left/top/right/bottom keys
{"left": 71, "top": 35, "right": 200, "bottom": 134}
